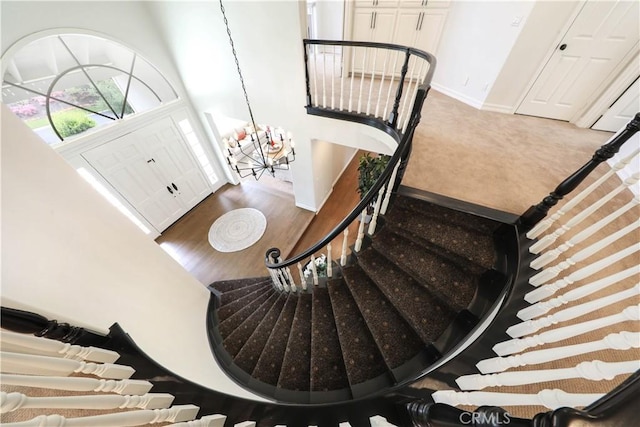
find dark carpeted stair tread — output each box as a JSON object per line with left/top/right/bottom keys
{"left": 278, "top": 294, "right": 312, "bottom": 391}
{"left": 234, "top": 295, "right": 287, "bottom": 373}
{"left": 222, "top": 291, "right": 280, "bottom": 358}
{"left": 218, "top": 285, "right": 274, "bottom": 323}
{"left": 252, "top": 295, "right": 298, "bottom": 386}
{"left": 217, "top": 281, "right": 271, "bottom": 306}
{"left": 342, "top": 266, "right": 425, "bottom": 369}
{"left": 327, "top": 279, "right": 388, "bottom": 386}
{"left": 385, "top": 205, "right": 496, "bottom": 270}
{"left": 219, "top": 287, "right": 275, "bottom": 337}
{"left": 394, "top": 195, "right": 500, "bottom": 235}
{"left": 311, "top": 288, "right": 350, "bottom": 391}
{"left": 372, "top": 229, "right": 476, "bottom": 312}
{"left": 210, "top": 277, "right": 271, "bottom": 294}
{"left": 357, "top": 247, "right": 457, "bottom": 342}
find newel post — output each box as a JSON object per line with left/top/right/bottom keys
{"left": 519, "top": 113, "right": 640, "bottom": 230}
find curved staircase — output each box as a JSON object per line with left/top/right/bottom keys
{"left": 207, "top": 193, "right": 511, "bottom": 402}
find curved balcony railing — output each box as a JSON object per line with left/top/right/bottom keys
{"left": 264, "top": 40, "right": 436, "bottom": 291}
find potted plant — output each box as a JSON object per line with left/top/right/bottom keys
{"left": 357, "top": 152, "right": 390, "bottom": 222}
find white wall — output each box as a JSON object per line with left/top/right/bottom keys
{"left": 316, "top": 0, "right": 345, "bottom": 41}
{"left": 432, "top": 1, "right": 536, "bottom": 108}
{"left": 312, "top": 141, "right": 358, "bottom": 211}
{"left": 0, "top": 105, "right": 266, "bottom": 401}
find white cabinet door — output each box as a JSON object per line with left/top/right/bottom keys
{"left": 82, "top": 133, "right": 184, "bottom": 232}
{"left": 414, "top": 9, "right": 447, "bottom": 55}
{"left": 517, "top": 1, "right": 640, "bottom": 121}
{"left": 592, "top": 78, "right": 640, "bottom": 132}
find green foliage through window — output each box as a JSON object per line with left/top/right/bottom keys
{"left": 52, "top": 110, "right": 96, "bottom": 138}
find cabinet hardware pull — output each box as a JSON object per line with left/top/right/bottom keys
{"left": 373, "top": 11, "right": 377, "bottom": 28}
{"left": 172, "top": 183, "right": 178, "bottom": 191}
{"left": 167, "top": 186, "right": 173, "bottom": 194}
{"left": 419, "top": 12, "right": 424, "bottom": 30}
{"left": 370, "top": 12, "right": 374, "bottom": 29}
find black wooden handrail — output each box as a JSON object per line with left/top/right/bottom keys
{"left": 519, "top": 112, "right": 640, "bottom": 229}
{"left": 265, "top": 40, "right": 435, "bottom": 270}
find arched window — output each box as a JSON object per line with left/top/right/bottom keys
{"left": 2, "top": 33, "right": 178, "bottom": 145}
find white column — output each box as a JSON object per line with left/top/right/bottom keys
{"left": 456, "top": 359, "right": 639, "bottom": 391}
{"left": 166, "top": 414, "right": 227, "bottom": 427}
{"left": 529, "top": 173, "right": 639, "bottom": 253}
{"left": 1, "top": 404, "right": 200, "bottom": 427}
{"left": 526, "top": 150, "right": 640, "bottom": 239}
{"left": 0, "top": 331, "right": 119, "bottom": 363}
{"left": 326, "top": 243, "right": 333, "bottom": 278}
{"left": 518, "top": 266, "right": 639, "bottom": 320}
{"left": 492, "top": 304, "right": 640, "bottom": 356}
{"left": 525, "top": 243, "right": 640, "bottom": 303}
{"left": 354, "top": 210, "right": 367, "bottom": 252}
{"left": 529, "top": 220, "right": 639, "bottom": 286}
{"left": 380, "top": 161, "right": 400, "bottom": 215}
{"left": 0, "top": 374, "right": 152, "bottom": 395}
{"left": 476, "top": 331, "right": 640, "bottom": 374}
{"left": 368, "top": 187, "right": 386, "bottom": 235}
{"left": 1, "top": 392, "right": 175, "bottom": 413}
{"left": 530, "top": 196, "right": 639, "bottom": 269}
{"left": 432, "top": 389, "right": 603, "bottom": 410}
{"left": 341, "top": 228, "right": 350, "bottom": 266}
{"left": 0, "top": 351, "right": 135, "bottom": 379}
{"left": 508, "top": 283, "right": 639, "bottom": 337}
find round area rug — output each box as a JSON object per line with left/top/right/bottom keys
{"left": 208, "top": 208, "right": 267, "bottom": 253}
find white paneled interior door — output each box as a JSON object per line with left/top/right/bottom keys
{"left": 592, "top": 78, "right": 640, "bottom": 131}
{"left": 82, "top": 118, "right": 211, "bottom": 232}
{"left": 517, "top": 0, "right": 640, "bottom": 121}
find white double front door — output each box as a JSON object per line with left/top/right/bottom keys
{"left": 83, "top": 117, "right": 211, "bottom": 232}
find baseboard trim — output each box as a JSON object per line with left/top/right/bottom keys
{"left": 481, "top": 102, "right": 514, "bottom": 114}
{"left": 431, "top": 84, "right": 484, "bottom": 110}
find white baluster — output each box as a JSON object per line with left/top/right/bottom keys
{"left": 531, "top": 197, "right": 640, "bottom": 269}
{"left": 368, "top": 186, "right": 386, "bottom": 235}
{"left": 0, "top": 374, "right": 152, "bottom": 395}
{"left": 369, "top": 415, "right": 398, "bottom": 427}
{"left": 375, "top": 50, "right": 390, "bottom": 119}
{"left": 526, "top": 244, "right": 640, "bottom": 303}
{"left": 1, "top": 404, "right": 200, "bottom": 427}
{"left": 268, "top": 269, "right": 283, "bottom": 291}
{"left": 234, "top": 421, "right": 256, "bottom": 427}
{"left": 357, "top": 48, "right": 367, "bottom": 113}
{"left": 167, "top": 414, "right": 227, "bottom": 427}
{"left": 529, "top": 173, "right": 639, "bottom": 253}
{"left": 518, "top": 266, "right": 639, "bottom": 320}
{"left": 331, "top": 45, "right": 336, "bottom": 110}
{"left": 0, "top": 331, "right": 119, "bottom": 363}
{"left": 348, "top": 46, "right": 356, "bottom": 112}
{"left": 526, "top": 149, "right": 640, "bottom": 239}
{"left": 529, "top": 220, "right": 640, "bottom": 286}
{"left": 326, "top": 243, "right": 333, "bottom": 278}
{"left": 383, "top": 51, "right": 400, "bottom": 120}
{"left": 457, "top": 360, "right": 639, "bottom": 391}
{"left": 277, "top": 268, "right": 290, "bottom": 293}
{"left": 322, "top": 48, "right": 327, "bottom": 108}
{"left": 0, "top": 392, "right": 174, "bottom": 413}
{"left": 477, "top": 331, "right": 640, "bottom": 374}
{"left": 1, "top": 351, "right": 135, "bottom": 379}
{"left": 366, "top": 48, "right": 377, "bottom": 116}
{"left": 285, "top": 266, "right": 297, "bottom": 293}
{"left": 380, "top": 161, "right": 400, "bottom": 215}
{"left": 354, "top": 210, "right": 367, "bottom": 252}
{"left": 297, "top": 262, "right": 307, "bottom": 291}
{"left": 310, "top": 255, "right": 319, "bottom": 286}
{"left": 313, "top": 48, "right": 319, "bottom": 107}
{"left": 340, "top": 46, "right": 347, "bottom": 111}
{"left": 508, "top": 283, "right": 639, "bottom": 337}
{"left": 492, "top": 304, "right": 640, "bottom": 356}
{"left": 341, "top": 229, "right": 349, "bottom": 266}
{"left": 432, "top": 389, "right": 603, "bottom": 410}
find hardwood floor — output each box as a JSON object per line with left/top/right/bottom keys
{"left": 156, "top": 176, "right": 314, "bottom": 286}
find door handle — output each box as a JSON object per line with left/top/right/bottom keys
{"left": 146, "top": 158, "right": 155, "bottom": 163}
{"left": 167, "top": 186, "right": 173, "bottom": 194}
{"left": 172, "top": 183, "right": 178, "bottom": 191}
{"left": 559, "top": 43, "right": 567, "bottom": 51}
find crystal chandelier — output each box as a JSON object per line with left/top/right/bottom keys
{"left": 219, "top": 0, "right": 296, "bottom": 180}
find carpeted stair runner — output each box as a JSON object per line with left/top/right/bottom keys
{"left": 206, "top": 194, "right": 502, "bottom": 401}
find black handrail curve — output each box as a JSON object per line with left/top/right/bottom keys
{"left": 265, "top": 40, "right": 436, "bottom": 270}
